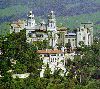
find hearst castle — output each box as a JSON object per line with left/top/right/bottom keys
{"left": 10, "top": 11, "right": 93, "bottom": 77}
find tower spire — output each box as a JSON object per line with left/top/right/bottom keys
{"left": 47, "top": 11, "right": 56, "bottom": 31}
{"left": 27, "top": 11, "right": 35, "bottom": 28}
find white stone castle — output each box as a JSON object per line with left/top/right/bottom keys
{"left": 10, "top": 11, "right": 93, "bottom": 77}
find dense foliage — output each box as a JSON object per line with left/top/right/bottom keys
{"left": 0, "top": 30, "right": 100, "bottom": 89}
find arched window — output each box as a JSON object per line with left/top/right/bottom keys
{"left": 51, "top": 24, "right": 52, "bottom": 27}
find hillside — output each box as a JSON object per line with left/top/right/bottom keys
{"left": 0, "top": 0, "right": 100, "bottom": 35}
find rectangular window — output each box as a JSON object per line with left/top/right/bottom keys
{"left": 61, "top": 54, "right": 63, "bottom": 56}
{"left": 55, "top": 58, "right": 56, "bottom": 62}
{"left": 68, "top": 39, "right": 70, "bottom": 42}
{"left": 51, "top": 54, "right": 56, "bottom": 56}
{"left": 72, "top": 39, "right": 74, "bottom": 41}
{"left": 44, "top": 54, "right": 49, "bottom": 57}
{"left": 57, "top": 62, "right": 59, "bottom": 65}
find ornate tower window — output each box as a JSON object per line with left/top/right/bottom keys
{"left": 83, "top": 37, "right": 85, "bottom": 40}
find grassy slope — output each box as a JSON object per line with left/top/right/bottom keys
{"left": 0, "top": 5, "right": 28, "bottom": 35}
{"left": 0, "top": 5, "right": 28, "bottom": 18}
{"left": 0, "top": 22, "right": 10, "bottom": 36}
{"left": 57, "top": 12, "right": 100, "bottom": 31}
{"left": 0, "top": 11, "right": 100, "bottom": 35}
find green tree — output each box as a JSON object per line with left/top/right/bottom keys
{"left": 44, "top": 64, "right": 51, "bottom": 79}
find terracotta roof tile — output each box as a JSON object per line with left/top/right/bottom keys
{"left": 37, "top": 49, "right": 63, "bottom": 54}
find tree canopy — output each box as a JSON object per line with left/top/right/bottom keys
{"left": 0, "top": 30, "right": 100, "bottom": 89}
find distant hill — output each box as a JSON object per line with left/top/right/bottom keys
{"left": 0, "top": 0, "right": 100, "bottom": 35}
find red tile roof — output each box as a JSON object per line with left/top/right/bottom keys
{"left": 37, "top": 49, "right": 63, "bottom": 54}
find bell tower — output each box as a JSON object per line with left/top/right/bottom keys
{"left": 27, "top": 11, "right": 35, "bottom": 28}
{"left": 47, "top": 11, "right": 56, "bottom": 31}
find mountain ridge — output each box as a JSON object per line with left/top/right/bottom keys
{"left": 0, "top": 0, "right": 100, "bottom": 17}
{"left": 0, "top": 0, "right": 100, "bottom": 35}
